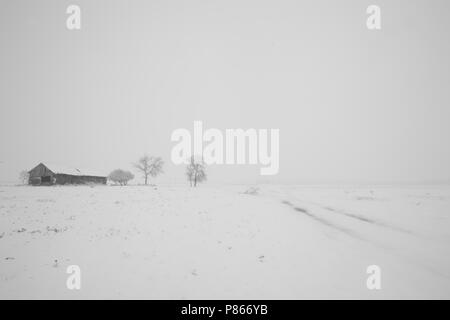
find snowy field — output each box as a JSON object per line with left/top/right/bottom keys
{"left": 1, "top": 184, "right": 450, "bottom": 299}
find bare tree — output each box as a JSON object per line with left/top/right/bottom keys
{"left": 19, "top": 170, "right": 29, "bottom": 185}
{"left": 186, "top": 155, "right": 207, "bottom": 187}
{"left": 134, "top": 155, "right": 164, "bottom": 185}
{"left": 108, "top": 169, "right": 134, "bottom": 186}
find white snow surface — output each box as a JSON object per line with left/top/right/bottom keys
{"left": 0, "top": 184, "right": 450, "bottom": 299}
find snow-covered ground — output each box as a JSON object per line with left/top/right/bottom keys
{"left": 1, "top": 184, "right": 449, "bottom": 299}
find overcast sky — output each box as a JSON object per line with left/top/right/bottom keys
{"left": 1, "top": 0, "right": 449, "bottom": 184}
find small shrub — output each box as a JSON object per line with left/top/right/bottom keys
{"left": 108, "top": 169, "right": 134, "bottom": 186}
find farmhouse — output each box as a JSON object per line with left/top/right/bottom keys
{"left": 28, "top": 163, "right": 107, "bottom": 185}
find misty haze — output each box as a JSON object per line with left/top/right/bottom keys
{"left": 1, "top": 0, "right": 450, "bottom": 300}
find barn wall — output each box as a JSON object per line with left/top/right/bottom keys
{"left": 54, "top": 174, "right": 73, "bottom": 185}
{"left": 79, "top": 176, "right": 107, "bottom": 184}
{"left": 29, "top": 163, "right": 54, "bottom": 178}
{"left": 55, "top": 174, "right": 106, "bottom": 185}
{"left": 28, "top": 163, "right": 54, "bottom": 185}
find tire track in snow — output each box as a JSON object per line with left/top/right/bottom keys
{"left": 281, "top": 200, "right": 365, "bottom": 241}
{"left": 320, "top": 205, "right": 414, "bottom": 235}
{"left": 280, "top": 190, "right": 415, "bottom": 236}
{"left": 279, "top": 198, "right": 450, "bottom": 280}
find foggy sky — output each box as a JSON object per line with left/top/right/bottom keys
{"left": 1, "top": 0, "right": 450, "bottom": 184}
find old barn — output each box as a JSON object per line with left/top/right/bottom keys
{"left": 28, "top": 163, "right": 107, "bottom": 185}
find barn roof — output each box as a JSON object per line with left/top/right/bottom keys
{"left": 44, "top": 163, "right": 82, "bottom": 176}
{"left": 33, "top": 163, "right": 106, "bottom": 177}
